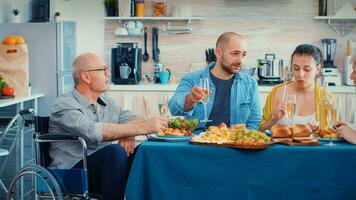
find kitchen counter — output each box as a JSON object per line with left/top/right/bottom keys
{"left": 109, "top": 84, "right": 356, "bottom": 93}
{"left": 0, "top": 93, "right": 44, "bottom": 108}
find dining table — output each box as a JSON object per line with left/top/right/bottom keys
{"left": 125, "top": 140, "right": 356, "bottom": 200}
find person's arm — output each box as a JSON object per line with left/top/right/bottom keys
{"left": 51, "top": 109, "right": 167, "bottom": 143}
{"left": 102, "top": 117, "right": 167, "bottom": 141}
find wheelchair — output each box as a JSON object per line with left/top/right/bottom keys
{"left": 6, "top": 109, "right": 95, "bottom": 200}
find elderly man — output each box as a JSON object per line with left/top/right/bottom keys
{"left": 49, "top": 53, "right": 167, "bottom": 199}
{"left": 169, "top": 32, "right": 261, "bottom": 130}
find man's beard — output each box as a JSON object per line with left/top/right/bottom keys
{"left": 220, "top": 60, "right": 242, "bottom": 75}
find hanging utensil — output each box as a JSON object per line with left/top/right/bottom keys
{"left": 152, "top": 26, "right": 160, "bottom": 62}
{"left": 143, "top": 27, "right": 149, "bottom": 62}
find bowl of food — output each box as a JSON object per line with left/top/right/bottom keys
{"left": 240, "top": 67, "right": 256, "bottom": 76}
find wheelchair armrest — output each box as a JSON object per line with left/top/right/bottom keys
{"left": 36, "top": 134, "right": 89, "bottom": 169}
{"left": 37, "top": 134, "right": 79, "bottom": 141}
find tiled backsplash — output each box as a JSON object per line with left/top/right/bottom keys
{"left": 105, "top": 0, "right": 356, "bottom": 80}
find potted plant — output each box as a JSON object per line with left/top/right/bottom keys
{"left": 11, "top": 9, "right": 20, "bottom": 23}
{"left": 103, "top": 0, "right": 117, "bottom": 16}
{"left": 54, "top": 12, "right": 61, "bottom": 23}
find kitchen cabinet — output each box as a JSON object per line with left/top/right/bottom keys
{"left": 108, "top": 84, "right": 355, "bottom": 125}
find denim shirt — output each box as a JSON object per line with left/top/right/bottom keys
{"left": 168, "top": 64, "right": 262, "bottom": 130}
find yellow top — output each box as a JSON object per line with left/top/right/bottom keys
{"left": 259, "top": 81, "right": 332, "bottom": 131}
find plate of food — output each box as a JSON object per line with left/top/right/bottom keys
{"left": 315, "top": 128, "right": 346, "bottom": 143}
{"left": 147, "top": 118, "right": 199, "bottom": 142}
{"left": 190, "top": 123, "right": 272, "bottom": 149}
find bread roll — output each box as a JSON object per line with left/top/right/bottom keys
{"left": 271, "top": 125, "right": 292, "bottom": 138}
{"left": 291, "top": 124, "right": 311, "bottom": 138}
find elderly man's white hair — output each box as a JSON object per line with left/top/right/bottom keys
{"left": 72, "top": 53, "right": 104, "bottom": 85}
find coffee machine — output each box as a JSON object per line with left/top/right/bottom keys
{"left": 111, "top": 43, "right": 142, "bottom": 85}
{"left": 257, "top": 53, "right": 284, "bottom": 85}
{"left": 321, "top": 39, "right": 342, "bottom": 86}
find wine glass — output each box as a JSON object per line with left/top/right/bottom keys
{"left": 199, "top": 78, "right": 212, "bottom": 123}
{"left": 325, "top": 97, "right": 339, "bottom": 146}
{"left": 158, "top": 93, "right": 169, "bottom": 118}
{"left": 284, "top": 93, "right": 296, "bottom": 128}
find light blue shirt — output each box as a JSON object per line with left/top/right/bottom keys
{"left": 168, "top": 64, "right": 262, "bottom": 130}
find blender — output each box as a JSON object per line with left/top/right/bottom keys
{"left": 321, "top": 39, "right": 341, "bottom": 86}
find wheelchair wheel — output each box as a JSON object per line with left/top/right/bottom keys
{"left": 7, "top": 164, "right": 64, "bottom": 200}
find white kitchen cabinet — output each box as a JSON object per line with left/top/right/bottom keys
{"left": 108, "top": 84, "right": 355, "bottom": 125}
{"left": 107, "top": 91, "right": 174, "bottom": 119}
{"left": 346, "top": 94, "right": 356, "bottom": 128}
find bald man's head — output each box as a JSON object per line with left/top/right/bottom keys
{"left": 72, "top": 53, "right": 104, "bottom": 85}
{"left": 216, "top": 32, "right": 244, "bottom": 49}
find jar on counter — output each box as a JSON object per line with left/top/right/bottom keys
{"left": 153, "top": 0, "right": 167, "bottom": 17}
{"left": 135, "top": 0, "right": 144, "bottom": 17}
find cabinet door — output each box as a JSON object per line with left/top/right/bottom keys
{"left": 259, "top": 92, "right": 269, "bottom": 109}
{"left": 107, "top": 91, "right": 175, "bottom": 119}
{"left": 334, "top": 93, "right": 347, "bottom": 122}
{"left": 346, "top": 94, "right": 356, "bottom": 128}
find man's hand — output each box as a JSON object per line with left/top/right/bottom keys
{"left": 335, "top": 121, "right": 356, "bottom": 144}
{"left": 143, "top": 117, "right": 167, "bottom": 134}
{"left": 184, "top": 86, "right": 209, "bottom": 111}
{"left": 118, "top": 137, "right": 135, "bottom": 156}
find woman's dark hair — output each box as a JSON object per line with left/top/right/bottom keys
{"left": 290, "top": 44, "right": 323, "bottom": 67}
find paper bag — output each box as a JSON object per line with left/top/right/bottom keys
{"left": 0, "top": 44, "right": 29, "bottom": 97}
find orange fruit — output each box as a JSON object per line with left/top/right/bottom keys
{"left": 2, "top": 36, "right": 17, "bottom": 45}
{"left": 16, "top": 36, "right": 25, "bottom": 45}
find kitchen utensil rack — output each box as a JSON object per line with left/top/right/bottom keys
{"left": 105, "top": 16, "right": 204, "bottom": 34}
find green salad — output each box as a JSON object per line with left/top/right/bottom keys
{"left": 168, "top": 118, "right": 199, "bottom": 131}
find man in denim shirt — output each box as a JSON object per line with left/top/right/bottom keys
{"left": 169, "top": 32, "right": 262, "bottom": 130}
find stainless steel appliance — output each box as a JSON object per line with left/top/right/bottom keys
{"left": 111, "top": 42, "right": 142, "bottom": 85}
{"left": 321, "top": 38, "right": 341, "bottom": 86}
{"left": 257, "top": 53, "right": 283, "bottom": 85}
{"left": 0, "top": 21, "right": 76, "bottom": 116}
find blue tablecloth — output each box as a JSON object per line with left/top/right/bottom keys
{"left": 126, "top": 141, "right": 356, "bottom": 200}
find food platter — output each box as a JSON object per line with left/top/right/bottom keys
{"left": 189, "top": 140, "right": 272, "bottom": 150}
{"left": 147, "top": 134, "right": 193, "bottom": 142}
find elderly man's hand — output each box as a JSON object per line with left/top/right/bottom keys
{"left": 144, "top": 117, "right": 167, "bottom": 134}
{"left": 118, "top": 137, "right": 135, "bottom": 157}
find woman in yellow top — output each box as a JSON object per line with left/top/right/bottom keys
{"left": 259, "top": 44, "right": 327, "bottom": 132}
{"left": 335, "top": 54, "right": 356, "bottom": 144}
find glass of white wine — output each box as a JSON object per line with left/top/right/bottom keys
{"left": 158, "top": 93, "right": 169, "bottom": 118}
{"left": 285, "top": 93, "right": 297, "bottom": 128}
{"left": 200, "top": 78, "right": 212, "bottom": 123}
{"left": 325, "top": 97, "right": 339, "bottom": 146}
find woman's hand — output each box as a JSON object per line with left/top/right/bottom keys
{"left": 307, "top": 120, "right": 319, "bottom": 132}
{"left": 272, "top": 100, "right": 285, "bottom": 122}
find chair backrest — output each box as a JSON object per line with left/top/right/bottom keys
{"left": 34, "top": 116, "right": 51, "bottom": 168}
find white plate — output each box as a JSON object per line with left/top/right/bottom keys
{"left": 147, "top": 134, "right": 193, "bottom": 142}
